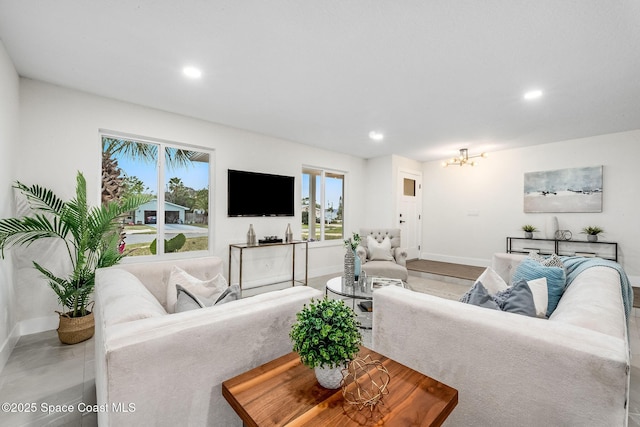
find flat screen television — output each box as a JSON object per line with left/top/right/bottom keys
{"left": 227, "top": 169, "right": 295, "bottom": 217}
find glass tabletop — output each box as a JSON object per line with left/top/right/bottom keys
{"left": 325, "top": 276, "right": 373, "bottom": 299}
{"left": 325, "top": 276, "right": 405, "bottom": 300}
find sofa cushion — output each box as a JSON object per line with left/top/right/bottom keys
{"left": 367, "top": 235, "right": 394, "bottom": 261}
{"left": 512, "top": 258, "right": 566, "bottom": 317}
{"left": 166, "top": 266, "right": 229, "bottom": 313}
{"left": 98, "top": 269, "right": 167, "bottom": 327}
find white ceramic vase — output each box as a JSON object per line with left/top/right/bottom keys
{"left": 314, "top": 365, "right": 345, "bottom": 389}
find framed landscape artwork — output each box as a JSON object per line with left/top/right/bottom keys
{"left": 524, "top": 166, "right": 603, "bottom": 213}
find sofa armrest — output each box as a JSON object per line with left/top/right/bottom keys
{"left": 95, "top": 286, "right": 322, "bottom": 426}
{"left": 372, "top": 286, "right": 629, "bottom": 427}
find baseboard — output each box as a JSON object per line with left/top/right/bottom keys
{"left": 19, "top": 315, "right": 58, "bottom": 336}
{"left": 419, "top": 252, "right": 491, "bottom": 268}
{"left": 0, "top": 323, "right": 20, "bottom": 375}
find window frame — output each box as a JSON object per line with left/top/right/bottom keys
{"left": 301, "top": 165, "right": 345, "bottom": 244}
{"left": 100, "top": 129, "right": 215, "bottom": 261}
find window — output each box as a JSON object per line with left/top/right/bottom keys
{"left": 101, "top": 133, "right": 212, "bottom": 257}
{"left": 301, "top": 167, "right": 344, "bottom": 242}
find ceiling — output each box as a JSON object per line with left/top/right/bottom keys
{"left": 1, "top": 1, "right": 640, "bottom": 162}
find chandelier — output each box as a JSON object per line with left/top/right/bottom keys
{"left": 442, "top": 148, "right": 488, "bottom": 167}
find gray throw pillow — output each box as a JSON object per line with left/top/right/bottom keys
{"left": 215, "top": 284, "right": 241, "bottom": 305}
{"left": 494, "top": 279, "right": 537, "bottom": 317}
{"left": 175, "top": 284, "right": 214, "bottom": 312}
{"left": 175, "top": 285, "right": 203, "bottom": 312}
{"left": 466, "top": 282, "right": 500, "bottom": 310}
{"left": 462, "top": 280, "right": 538, "bottom": 318}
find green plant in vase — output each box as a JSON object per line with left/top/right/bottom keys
{"left": 581, "top": 226, "right": 604, "bottom": 242}
{"left": 290, "top": 297, "right": 362, "bottom": 389}
{"left": 522, "top": 224, "right": 538, "bottom": 239}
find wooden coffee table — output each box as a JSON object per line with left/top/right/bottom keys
{"left": 222, "top": 346, "right": 457, "bottom": 426}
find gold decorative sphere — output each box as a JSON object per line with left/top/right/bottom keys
{"left": 341, "top": 355, "right": 390, "bottom": 411}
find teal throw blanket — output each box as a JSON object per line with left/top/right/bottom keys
{"left": 561, "top": 256, "right": 634, "bottom": 322}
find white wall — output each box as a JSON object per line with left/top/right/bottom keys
{"left": 363, "top": 155, "right": 394, "bottom": 227}
{"left": 0, "top": 41, "right": 20, "bottom": 371}
{"left": 16, "top": 78, "right": 366, "bottom": 330}
{"left": 421, "top": 131, "right": 640, "bottom": 282}
{"left": 10, "top": 76, "right": 640, "bottom": 335}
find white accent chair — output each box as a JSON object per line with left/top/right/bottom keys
{"left": 356, "top": 228, "right": 408, "bottom": 282}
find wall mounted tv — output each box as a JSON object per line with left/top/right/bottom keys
{"left": 227, "top": 169, "right": 295, "bottom": 217}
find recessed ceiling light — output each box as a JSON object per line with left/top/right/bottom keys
{"left": 368, "top": 131, "right": 384, "bottom": 141}
{"left": 183, "top": 66, "right": 202, "bottom": 79}
{"left": 524, "top": 89, "right": 543, "bottom": 100}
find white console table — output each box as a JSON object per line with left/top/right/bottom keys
{"left": 228, "top": 240, "right": 308, "bottom": 289}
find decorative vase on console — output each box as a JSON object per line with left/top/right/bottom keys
{"left": 343, "top": 232, "right": 361, "bottom": 286}
{"left": 344, "top": 249, "right": 355, "bottom": 286}
{"left": 285, "top": 223, "right": 293, "bottom": 243}
{"left": 247, "top": 224, "right": 256, "bottom": 246}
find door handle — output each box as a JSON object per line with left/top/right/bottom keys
{"left": 399, "top": 220, "right": 406, "bottom": 224}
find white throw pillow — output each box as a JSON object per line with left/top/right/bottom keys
{"left": 526, "top": 277, "right": 549, "bottom": 318}
{"left": 367, "top": 236, "right": 394, "bottom": 261}
{"left": 475, "top": 267, "right": 509, "bottom": 295}
{"left": 166, "top": 266, "right": 229, "bottom": 313}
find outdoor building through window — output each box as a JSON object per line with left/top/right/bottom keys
{"left": 301, "top": 167, "right": 344, "bottom": 242}
{"left": 101, "top": 133, "right": 212, "bottom": 257}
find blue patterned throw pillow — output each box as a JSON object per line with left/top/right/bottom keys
{"left": 511, "top": 258, "right": 566, "bottom": 317}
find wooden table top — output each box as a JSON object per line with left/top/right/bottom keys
{"left": 222, "top": 346, "right": 458, "bottom": 427}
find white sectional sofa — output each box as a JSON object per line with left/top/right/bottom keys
{"left": 94, "top": 256, "right": 322, "bottom": 426}
{"left": 373, "top": 252, "right": 631, "bottom": 426}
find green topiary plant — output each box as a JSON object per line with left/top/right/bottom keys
{"left": 290, "top": 298, "right": 362, "bottom": 369}
{"left": 521, "top": 225, "right": 538, "bottom": 232}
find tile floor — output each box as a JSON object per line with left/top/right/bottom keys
{"left": 0, "top": 272, "right": 638, "bottom": 426}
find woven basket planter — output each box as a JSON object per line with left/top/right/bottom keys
{"left": 57, "top": 311, "right": 95, "bottom": 345}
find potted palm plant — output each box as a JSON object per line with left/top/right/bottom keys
{"left": 581, "top": 226, "right": 604, "bottom": 242}
{"left": 0, "top": 172, "right": 151, "bottom": 344}
{"left": 522, "top": 225, "right": 538, "bottom": 239}
{"left": 290, "top": 297, "right": 362, "bottom": 389}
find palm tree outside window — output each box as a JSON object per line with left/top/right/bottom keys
{"left": 101, "top": 133, "right": 212, "bottom": 257}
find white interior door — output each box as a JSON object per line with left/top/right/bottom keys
{"left": 397, "top": 170, "right": 422, "bottom": 260}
